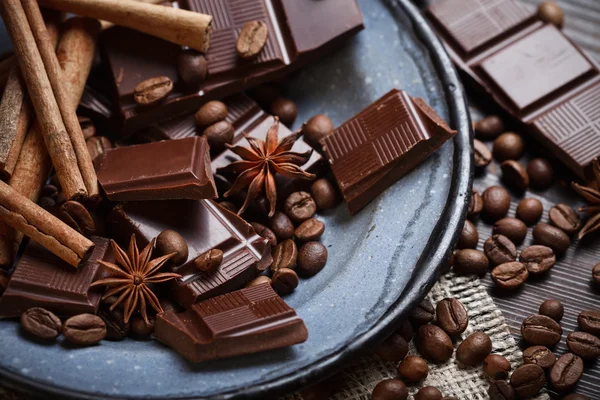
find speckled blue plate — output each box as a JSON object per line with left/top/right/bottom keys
{"left": 0, "top": 0, "right": 472, "bottom": 398}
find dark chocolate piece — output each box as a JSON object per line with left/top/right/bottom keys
{"left": 155, "top": 283, "right": 308, "bottom": 362}
{"left": 0, "top": 236, "right": 113, "bottom": 318}
{"left": 100, "top": 0, "right": 364, "bottom": 134}
{"left": 109, "top": 199, "right": 271, "bottom": 307}
{"left": 427, "top": 0, "right": 600, "bottom": 179}
{"left": 95, "top": 136, "right": 217, "bottom": 201}
{"left": 320, "top": 89, "right": 456, "bottom": 215}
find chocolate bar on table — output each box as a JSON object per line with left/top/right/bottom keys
{"left": 109, "top": 199, "right": 272, "bottom": 308}
{"left": 426, "top": 0, "right": 600, "bottom": 180}
{"left": 100, "top": 0, "right": 364, "bottom": 134}
{"left": 0, "top": 237, "right": 113, "bottom": 318}
{"left": 155, "top": 283, "right": 308, "bottom": 362}
{"left": 320, "top": 89, "right": 456, "bottom": 215}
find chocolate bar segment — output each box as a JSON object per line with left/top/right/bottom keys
{"left": 321, "top": 89, "right": 456, "bottom": 215}
{"left": 95, "top": 136, "right": 217, "bottom": 201}
{"left": 109, "top": 199, "right": 271, "bottom": 307}
{"left": 155, "top": 283, "right": 308, "bottom": 362}
{"left": 0, "top": 236, "right": 113, "bottom": 318}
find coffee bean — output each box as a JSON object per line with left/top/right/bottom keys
{"left": 493, "top": 218, "right": 527, "bottom": 245}
{"left": 130, "top": 316, "right": 155, "bottom": 338}
{"left": 250, "top": 222, "right": 277, "bottom": 247}
{"left": 376, "top": 333, "right": 408, "bottom": 362}
{"left": 484, "top": 234, "right": 517, "bottom": 265}
{"left": 20, "top": 307, "right": 61, "bottom": 340}
{"left": 493, "top": 132, "right": 524, "bottom": 161}
{"left": 594, "top": 262, "right": 600, "bottom": 284}
{"left": 156, "top": 229, "right": 188, "bottom": 266}
{"left": 519, "top": 245, "right": 555, "bottom": 274}
{"left": 268, "top": 211, "right": 295, "bottom": 240}
{"left": 563, "top": 395, "right": 591, "bottom": 400}
{"left": 294, "top": 218, "right": 325, "bottom": 242}
{"left": 539, "top": 299, "right": 564, "bottom": 321}
{"left": 177, "top": 49, "right": 207, "bottom": 88}
{"left": 86, "top": 136, "right": 113, "bottom": 160}
{"left": 457, "top": 220, "right": 479, "bottom": 249}
{"left": 410, "top": 299, "right": 435, "bottom": 325}
{"left": 415, "top": 386, "right": 442, "bottom": 400}
{"left": 311, "top": 178, "right": 338, "bottom": 210}
{"left": 475, "top": 115, "right": 504, "bottom": 140}
{"left": 516, "top": 198, "right": 543, "bottom": 225}
{"left": 236, "top": 20, "right": 268, "bottom": 59}
{"left": 567, "top": 331, "right": 600, "bottom": 360}
{"left": 532, "top": 222, "right": 570, "bottom": 253}
{"left": 270, "top": 239, "right": 297, "bottom": 273}
{"left": 510, "top": 364, "right": 545, "bottom": 398}
{"left": 304, "top": 114, "right": 334, "bottom": 149}
{"left": 527, "top": 158, "right": 554, "bottom": 189}
{"left": 468, "top": 189, "right": 483, "bottom": 217}
{"left": 133, "top": 76, "right": 173, "bottom": 107}
{"left": 483, "top": 354, "right": 511, "bottom": 380}
{"left": 501, "top": 160, "right": 529, "bottom": 192}
{"left": 271, "top": 97, "right": 297, "bottom": 126}
{"left": 297, "top": 241, "right": 327, "bottom": 277}
{"left": 398, "top": 355, "right": 428, "bottom": 382}
{"left": 523, "top": 345, "right": 555, "bottom": 368}
{"left": 78, "top": 115, "right": 96, "bottom": 139}
{"left": 195, "top": 101, "right": 228, "bottom": 127}
{"left": 474, "top": 139, "right": 492, "bottom": 168}
{"left": 417, "top": 324, "right": 454, "bottom": 362}
{"left": 0, "top": 270, "right": 8, "bottom": 295}
{"left": 203, "top": 120, "right": 234, "bottom": 151}
{"left": 578, "top": 310, "right": 600, "bottom": 335}
{"left": 549, "top": 204, "right": 580, "bottom": 235}
{"left": 396, "top": 319, "right": 414, "bottom": 342}
{"left": 482, "top": 186, "right": 510, "bottom": 221}
{"left": 98, "top": 308, "right": 129, "bottom": 341}
{"left": 37, "top": 196, "right": 55, "bottom": 210}
{"left": 550, "top": 353, "right": 583, "bottom": 391}
{"left": 58, "top": 200, "right": 95, "bottom": 237}
{"left": 436, "top": 298, "right": 468, "bottom": 335}
{"left": 63, "top": 314, "right": 106, "bottom": 345}
{"left": 371, "top": 379, "right": 408, "bottom": 400}
{"left": 537, "top": 1, "right": 564, "bottom": 27}
{"left": 453, "top": 249, "right": 489, "bottom": 275}
{"left": 456, "top": 331, "right": 492, "bottom": 366}
{"left": 284, "top": 191, "right": 317, "bottom": 222}
{"left": 488, "top": 380, "right": 515, "bottom": 400}
{"left": 194, "top": 248, "right": 223, "bottom": 273}
{"left": 521, "top": 314, "right": 562, "bottom": 346}
{"left": 271, "top": 267, "right": 298, "bottom": 295}
{"left": 245, "top": 275, "right": 272, "bottom": 288}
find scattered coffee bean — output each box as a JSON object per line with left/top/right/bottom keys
{"left": 195, "top": 101, "right": 228, "bottom": 127}
{"left": 177, "top": 49, "right": 207, "bottom": 88}
{"left": 396, "top": 319, "right": 414, "bottom": 342}
{"left": 457, "top": 220, "right": 479, "bottom": 249}
{"left": 86, "top": 136, "right": 113, "bottom": 160}
{"left": 415, "top": 386, "right": 442, "bottom": 400}
{"left": 491, "top": 262, "right": 528, "bottom": 289}
{"left": 532, "top": 222, "right": 570, "bottom": 253}
{"left": 488, "top": 380, "right": 515, "bottom": 400}
{"left": 510, "top": 364, "right": 545, "bottom": 398}
{"left": 398, "top": 355, "right": 428, "bottom": 382}
{"left": 537, "top": 1, "right": 564, "bottom": 27}
{"left": 474, "top": 139, "right": 492, "bottom": 168}
{"left": 311, "top": 178, "right": 338, "bottom": 210}
{"left": 501, "top": 160, "right": 529, "bottom": 191}
{"left": 194, "top": 248, "right": 223, "bottom": 273}
{"left": 376, "top": 333, "right": 408, "bottom": 362}
{"left": 58, "top": 200, "right": 95, "bottom": 237}
{"left": 516, "top": 198, "right": 543, "bottom": 225}
{"left": 578, "top": 310, "right": 600, "bottom": 335}
{"left": 371, "top": 379, "right": 408, "bottom": 400}
{"left": 62, "top": 314, "right": 106, "bottom": 345}
{"left": 304, "top": 114, "right": 334, "bottom": 149}
{"left": 38, "top": 196, "right": 56, "bottom": 210}
{"left": 99, "top": 308, "right": 130, "bottom": 341}
{"left": 539, "top": 299, "right": 564, "bottom": 321}
{"left": 563, "top": 395, "right": 591, "bottom": 400}
{"left": 270, "top": 239, "right": 297, "bottom": 273}
{"left": 130, "top": 316, "right": 155, "bottom": 338}
{"left": 483, "top": 354, "right": 511, "bottom": 380}
{"left": 268, "top": 211, "right": 295, "bottom": 240}
{"left": 484, "top": 234, "right": 517, "bottom": 265}
{"left": 475, "top": 115, "right": 504, "bottom": 140}
{"left": 133, "top": 76, "right": 173, "bottom": 107}
{"left": 482, "top": 186, "right": 511, "bottom": 221}
{"left": 41, "top": 184, "right": 59, "bottom": 199}
{"left": 493, "top": 132, "right": 525, "bottom": 161}
{"left": 285, "top": 191, "right": 317, "bottom": 222}
{"left": 436, "top": 298, "right": 468, "bottom": 335}
{"left": 456, "top": 331, "right": 492, "bottom": 366}
{"left": 493, "top": 218, "right": 527, "bottom": 245}
{"left": 297, "top": 241, "right": 327, "bottom": 277}
{"left": 271, "top": 267, "right": 299, "bottom": 295}
{"left": 78, "top": 115, "right": 96, "bottom": 139}
{"left": 250, "top": 222, "right": 277, "bottom": 247}
{"left": 527, "top": 158, "right": 554, "bottom": 189}
{"left": 468, "top": 189, "right": 483, "bottom": 217}
{"left": 156, "top": 229, "right": 188, "bottom": 266}
{"left": 594, "top": 262, "right": 600, "bottom": 284}
{"left": 0, "top": 270, "right": 8, "bottom": 295}
{"left": 271, "top": 97, "right": 297, "bottom": 126}
{"left": 410, "top": 298, "right": 435, "bottom": 325}
{"left": 203, "top": 120, "right": 235, "bottom": 151}
{"left": 523, "top": 345, "right": 555, "bottom": 368}
{"left": 549, "top": 204, "right": 580, "bottom": 235}
{"left": 295, "top": 218, "right": 325, "bottom": 242}
{"left": 417, "top": 324, "right": 454, "bottom": 362}
{"left": 245, "top": 275, "right": 272, "bottom": 288}
{"left": 567, "top": 331, "right": 600, "bottom": 360}
{"left": 453, "top": 249, "right": 489, "bottom": 275}
{"left": 20, "top": 307, "right": 61, "bottom": 340}
{"left": 521, "top": 314, "right": 562, "bottom": 346}
{"left": 519, "top": 245, "right": 555, "bottom": 274}
{"left": 550, "top": 353, "right": 583, "bottom": 391}
{"left": 236, "top": 20, "right": 268, "bottom": 59}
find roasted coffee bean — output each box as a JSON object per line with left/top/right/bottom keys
{"left": 457, "top": 220, "right": 479, "bottom": 249}
{"left": 133, "top": 76, "right": 173, "bottom": 106}
{"left": 271, "top": 267, "right": 298, "bottom": 295}
{"left": 268, "top": 211, "right": 295, "bottom": 240}
{"left": 397, "top": 355, "right": 428, "bottom": 382}
{"left": 566, "top": 331, "right": 600, "bottom": 360}
{"left": 523, "top": 345, "right": 555, "bottom": 368}
{"left": 436, "top": 298, "right": 468, "bottom": 335}
{"left": 488, "top": 380, "right": 515, "bottom": 400}
{"left": 410, "top": 298, "right": 435, "bottom": 325}
{"left": 493, "top": 218, "right": 527, "bottom": 245}
{"left": 295, "top": 218, "right": 325, "bottom": 242}
{"left": 417, "top": 324, "right": 454, "bottom": 362}
{"left": 194, "top": 248, "right": 223, "bottom": 273}
{"left": 578, "top": 310, "right": 600, "bottom": 335}
{"left": 271, "top": 97, "right": 297, "bottom": 126}
{"left": 594, "top": 262, "right": 600, "bottom": 284}
{"left": 519, "top": 245, "right": 555, "bottom": 274}
{"left": 304, "top": 114, "right": 334, "bottom": 149}
{"left": 456, "top": 331, "right": 492, "bottom": 366}
{"left": 482, "top": 186, "right": 511, "bottom": 221}
{"left": 156, "top": 229, "right": 189, "bottom": 266}
{"left": 376, "top": 333, "right": 408, "bottom": 362}
{"left": 311, "top": 178, "right": 338, "bottom": 210}
{"left": 245, "top": 275, "right": 272, "bottom": 288}
{"left": 510, "top": 364, "right": 545, "bottom": 398}
{"left": 550, "top": 353, "right": 583, "bottom": 391}
{"left": 483, "top": 354, "right": 511, "bottom": 380}
{"left": 78, "top": 115, "right": 96, "bottom": 139}
{"left": 41, "top": 184, "right": 59, "bottom": 199}
{"left": 516, "top": 198, "right": 543, "bottom": 225}
{"left": 521, "top": 314, "right": 562, "bottom": 346}
{"left": 549, "top": 204, "right": 580, "bottom": 235}
{"left": 527, "top": 158, "right": 554, "bottom": 189}
{"left": 177, "top": 49, "right": 207, "bottom": 88}
{"left": 532, "top": 223, "right": 570, "bottom": 253}
{"left": 563, "top": 395, "right": 590, "bottom": 400}
{"left": 468, "top": 189, "right": 483, "bottom": 217}
{"left": 501, "top": 160, "right": 529, "bottom": 191}
{"left": 0, "top": 270, "right": 8, "bottom": 295}
{"left": 62, "top": 314, "right": 106, "bottom": 345}
{"left": 130, "top": 316, "right": 155, "bottom": 338}
{"left": 86, "top": 136, "right": 113, "bottom": 160}
{"left": 20, "top": 307, "right": 61, "bottom": 340}
{"left": 415, "top": 386, "right": 442, "bottom": 400}
{"left": 58, "top": 200, "right": 95, "bottom": 237}
{"left": 270, "top": 239, "right": 297, "bottom": 273}
{"left": 372, "top": 379, "right": 408, "bottom": 400}
{"left": 396, "top": 319, "right": 414, "bottom": 342}
{"left": 493, "top": 132, "right": 525, "bottom": 161}
{"left": 475, "top": 115, "right": 504, "bottom": 140}
{"left": 195, "top": 101, "right": 228, "bottom": 127}
{"left": 250, "top": 222, "right": 277, "bottom": 247}
{"left": 99, "top": 308, "right": 129, "bottom": 341}
{"left": 236, "top": 20, "right": 268, "bottom": 59}
{"left": 539, "top": 299, "right": 564, "bottom": 322}
{"left": 203, "top": 120, "right": 234, "bottom": 151}
{"left": 284, "top": 191, "right": 317, "bottom": 222}
{"left": 453, "top": 249, "right": 489, "bottom": 275}
{"left": 297, "top": 241, "right": 327, "bottom": 277}
{"left": 537, "top": 1, "right": 564, "bottom": 27}
{"left": 474, "top": 139, "right": 492, "bottom": 168}
{"left": 484, "top": 235, "right": 517, "bottom": 265}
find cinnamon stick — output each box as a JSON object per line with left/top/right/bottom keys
{"left": 100, "top": 0, "right": 166, "bottom": 30}
{"left": 38, "top": 0, "right": 213, "bottom": 52}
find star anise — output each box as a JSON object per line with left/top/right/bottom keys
{"left": 571, "top": 158, "right": 600, "bottom": 239}
{"left": 91, "top": 235, "right": 181, "bottom": 323}
{"left": 218, "top": 117, "right": 315, "bottom": 216}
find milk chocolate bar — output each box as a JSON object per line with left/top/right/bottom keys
{"left": 320, "top": 89, "right": 456, "bottom": 215}
{"left": 155, "top": 283, "right": 308, "bottom": 362}
{"left": 427, "top": 0, "right": 600, "bottom": 179}
{"left": 0, "top": 236, "right": 113, "bottom": 318}
{"left": 101, "top": 0, "right": 364, "bottom": 134}
{"left": 109, "top": 199, "right": 271, "bottom": 307}
{"left": 95, "top": 136, "right": 217, "bottom": 201}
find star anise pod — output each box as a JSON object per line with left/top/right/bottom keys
{"left": 571, "top": 158, "right": 600, "bottom": 239}
{"left": 218, "top": 117, "right": 315, "bottom": 216}
{"left": 91, "top": 235, "right": 181, "bottom": 323}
